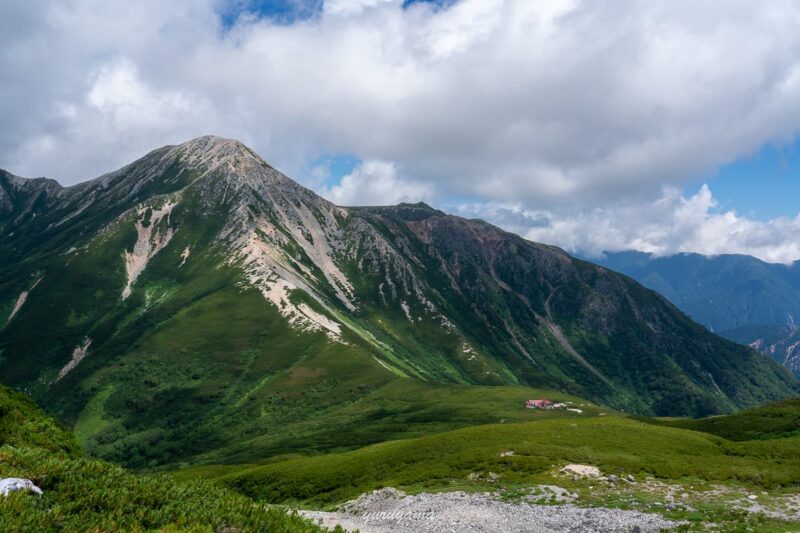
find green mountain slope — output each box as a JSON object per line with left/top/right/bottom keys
{"left": 589, "top": 251, "right": 800, "bottom": 333}
{"left": 643, "top": 396, "right": 800, "bottom": 441}
{"left": 0, "top": 385, "right": 325, "bottom": 532}
{"left": 0, "top": 136, "right": 796, "bottom": 469}
{"left": 590, "top": 251, "right": 800, "bottom": 375}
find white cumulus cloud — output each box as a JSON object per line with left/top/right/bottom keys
{"left": 323, "top": 159, "right": 435, "bottom": 206}
{"left": 324, "top": 0, "right": 400, "bottom": 16}
{"left": 456, "top": 185, "right": 800, "bottom": 264}
{"left": 2, "top": 0, "right": 800, "bottom": 261}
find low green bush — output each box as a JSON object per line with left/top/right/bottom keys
{"left": 0, "top": 386, "right": 330, "bottom": 532}
{"left": 214, "top": 417, "right": 800, "bottom": 506}
{"left": 642, "top": 397, "right": 800, "bottom": 441}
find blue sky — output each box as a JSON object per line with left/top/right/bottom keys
{"left": 221, "top": 0, "right": 448, "bottom": 26}
{"left": 219, "top": 0, "right": 320, "bottom": 26}
{"left": 710, "top": 138, "right": 800, "bottom": 221}
{"left": 305, "top": 153, "right": 360, "bottom": 188}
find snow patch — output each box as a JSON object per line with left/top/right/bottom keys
{"left": 122, "top": 201, "right": 176, "bottom": 299}
{"left": 56, "top": 337, "right": 91, "bottom": 381}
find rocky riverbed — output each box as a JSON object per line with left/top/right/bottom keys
{"left": 301, "top": 488, "right": 683, "bottom": 532}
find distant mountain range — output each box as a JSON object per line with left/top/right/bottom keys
{"left": 590, "top": 251, "right": 800, "bottom": 375}
{"left": 1, "top": 137, "right": 795, "bottom": 469}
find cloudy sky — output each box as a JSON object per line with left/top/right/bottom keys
{"left": 2, "top": 0, "right": 800, "bottom": 263}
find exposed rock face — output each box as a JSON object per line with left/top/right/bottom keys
{"left": 561, "top": 464, "right": 602, "bottom": 478}
{"left": 6, "top": 276, "right": 42, "bottom": 324}
{"left": 122, "top": 201, "right": 176, "bottom": 299}
{"left": 0, "top": 478, "right": 43, "bottom": 496}
{"left": 0, "top": 136, "right": 796, "bottom": 468}
{"left": 56, "top": 337, "right": 91, "bottom": 381}
{"left": 749, "top": 328, "right": 800, "bottom": 376}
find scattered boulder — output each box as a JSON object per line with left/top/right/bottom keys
{"left": 0, "top": 478, "right": 43, "bottom": 497}
{"left": 626, "top": 474, "right": 635, "bottom": 483}
{"left": 304, "top": 488, "right": 686, "bottom": 532}
{"left": 560, "top": 464, "right": 602, "bottom": 478}
{"left": 340, "top": 487, "right": 406, "bottom": 515}
{"left": 525, "top": 485, "right": 578, "bottom": 504}
{"left": 608, "top": 474, "right": 620, "bottom": 483}
{"left": 467, "top": 471, "right": 502, "bottom": 483}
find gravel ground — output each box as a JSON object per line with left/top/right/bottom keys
{"left": 301, "top": 488, "right": 682, "bottom": 532}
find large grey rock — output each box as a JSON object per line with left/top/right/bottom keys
{"left": 0, "top": 478, "right": 43, "bottom": 496}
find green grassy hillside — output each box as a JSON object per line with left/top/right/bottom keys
{"left": 181, "top": 415, "right": 800, "bottom": 507}
{"left": 175, "top": 382, "right": 607, "bottom": 466}
{"left": 164, "top": 396, "right": 800, "bottom": 531}
{"left": 642, "top": 397, "right": 800, "bottom": 441}
{"left": 0, "top": 386, "right": 328, "bottom": 532}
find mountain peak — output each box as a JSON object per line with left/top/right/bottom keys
{"left": 401, "top": 201, "right": 436, "bottom": 210}
{"left": 177, "top": 134, "right": 247, "bottom": 152}
{"left": 147, "top": 135, "right": 306, "bottom": 198}
{"left": 2, "top": 135, "right": 798, "bottom": 473}
{"left": 170, "top": 135, "right": 263, "bottom": 172}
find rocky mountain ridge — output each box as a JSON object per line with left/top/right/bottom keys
{"left": 0, "top": 136, "right": 796, "bottom": 467}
